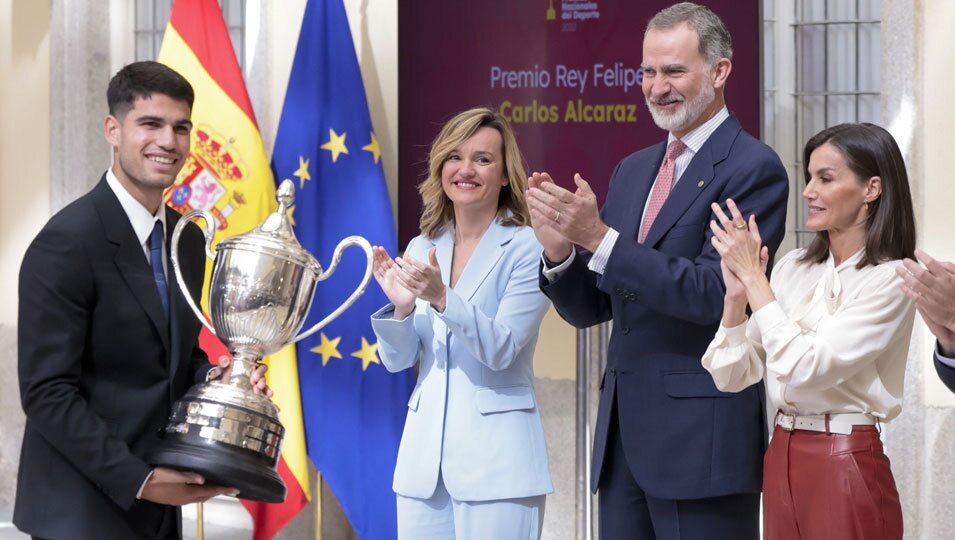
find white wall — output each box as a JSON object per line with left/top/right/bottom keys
{"left": 0, "top": 0, "right": 50, "bottom": 328}
{"left": 920, "top": 0, "right": 955, "bottom": 406}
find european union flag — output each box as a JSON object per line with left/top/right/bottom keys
{"left": 271, "top": 1, "right": 415, "bottom": 538}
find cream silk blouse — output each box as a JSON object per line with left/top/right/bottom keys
{"left": 702, "top": 248, "right": 916, "bottom": 421}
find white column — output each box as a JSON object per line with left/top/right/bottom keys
{"left": 50, "top": 0, "right": 112, "bottom": 212}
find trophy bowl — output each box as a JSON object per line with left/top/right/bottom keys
{"left": 149, "top": 180, "right": 373, "bottom": 502}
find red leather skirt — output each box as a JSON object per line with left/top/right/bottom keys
{"left": 763, "top": 424, "right": 902, "bottom": 540}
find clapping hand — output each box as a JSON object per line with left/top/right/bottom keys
{"left": 720, "top": 258, "right": 747, "bottom": 300}
{"left": 526, "top": 172, "right": 607, "bottom": 256}
{"left": 710, "top": 198, "right": 774, "bottom": 319}
{"left": 897, "top": 249, "right": 955, "bottom": 356}
{"left": 709, "top": 199, "right": 768, "bottom": 282}
{"left": 527, "top": 172, "right": 575, "bottom": 262}
{"left": 372, "top": 245, "right": 416, "bottom": 319}
{"left": 394, "top": 248, "right": 447, "bottom": 313}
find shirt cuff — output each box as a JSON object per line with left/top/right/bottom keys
{"left": 137, "top": 469, "right": 154, "bottom": 499}
{"left": 937, "top": 342, "right": 955, "bottom": 369}
{"left": 586, "top": 228, "right": 619, "bottom": 275}
{"left": 720, "top": 319, "right": 750, "bottom": 347}
{"left": 751, "top": 300, "right": 788, "bottom": 335}
{"left": 541, "top": 250, "right": 576, "bottom": 283}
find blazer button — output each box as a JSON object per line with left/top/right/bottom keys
{"left": 621, "top": 326, "right": 631, "bottom": 335}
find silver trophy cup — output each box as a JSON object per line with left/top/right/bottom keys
{"left": 149, "top": 179, "right": 373, "bottom": 502}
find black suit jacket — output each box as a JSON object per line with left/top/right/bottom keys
{"left": 14, "top": 176, "right": 209, "bottom": 540}
{"left": 935, "top": 348, "right": 955, "bottom": 394}
{"left": 542, "top": 115, "right": 789, "bottom": 501}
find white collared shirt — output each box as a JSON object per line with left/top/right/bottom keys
{"left": 937, "top": 345, "right": 955, "bottom": 368}
{"left": 702, "top": 248, "right": 916, "bottom": 422}
{"left": 543, "top": 107, "right": 731, "bottom": 279}
{"left": 639, "top": 106, "right": 731, "bottom": 235}
{"left": 105, "top": 169, "right": 168, "bottom": 281}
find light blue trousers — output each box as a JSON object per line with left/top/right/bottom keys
{"left": 396, "top": 475, "right": 545, "bottom": 540}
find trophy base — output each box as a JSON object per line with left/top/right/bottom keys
{"left": 150, "top": 380, "right": 288, "bottom": 503}
{"left": 150, "top": 435, "right": 287, "bottom": 503}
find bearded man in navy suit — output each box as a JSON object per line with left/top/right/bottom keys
{"left": 527, "top": 3, "right": 789, "bottom": 538}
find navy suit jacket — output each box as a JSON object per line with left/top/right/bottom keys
{"left": 15, "top": 177, "right": 209, "bottom": 540}
{"left": 935, "top": 349, "right": 955, "bottom": 394}
{"left": 542, "top": 114, "right": 789, "bottom": 500}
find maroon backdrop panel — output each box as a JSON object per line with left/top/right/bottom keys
{"left": 398, "top": 1, "right": 760, "bottom": 247}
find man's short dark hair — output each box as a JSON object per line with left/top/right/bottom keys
{"left": 107, "top": 61, "right": 194, "bottom": 119}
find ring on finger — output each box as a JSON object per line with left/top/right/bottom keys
{"left": 733, "top": 221, "right": 747, "bottom": 230}
{"left": 555, "top": 211, "right": 561, "bottom": 223}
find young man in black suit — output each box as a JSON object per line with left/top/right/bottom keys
{"left": 15, "top": 61, "right": 265, "bottom": 540}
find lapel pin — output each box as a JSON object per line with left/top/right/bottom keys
{"left": 697, "top": 180, "right": 705, "bottom": 188}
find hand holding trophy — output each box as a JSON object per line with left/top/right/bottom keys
{"left": 149, "top": 180, "right": 372, "bottom": 502}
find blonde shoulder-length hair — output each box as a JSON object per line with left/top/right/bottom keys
{"left": 418, "top": 107, "right": 530, "bottom": 239}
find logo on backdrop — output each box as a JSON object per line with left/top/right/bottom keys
{"left": 550, "top": 0, "right": 601, "bottom": 31}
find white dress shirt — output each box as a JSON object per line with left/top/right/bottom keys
{"left": 702, "top": 248, "right": 916, "bottom": 422}
{"left": 105, "top": 168, "right": 168, "bottom": 274}
{"left": 937, "top": 344, "right": 955, "bottom": 368}
{"left": 543, "top": 107, "right": 730, "bottom": 279}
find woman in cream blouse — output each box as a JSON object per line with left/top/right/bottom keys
{"left": 702, "top": 123, "right": 916, "bottom": 540}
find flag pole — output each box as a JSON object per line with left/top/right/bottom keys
{"left": 196, "top": 501, "right": 204, "bottom": 540}
{"left": 314, "top": 472, "right": 323, "bottom": 539}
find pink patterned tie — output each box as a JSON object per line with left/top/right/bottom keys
{"left": 639, "top": 139, "right": 687, "bottom": 243}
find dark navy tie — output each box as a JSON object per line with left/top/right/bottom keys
{"left": 150, "top": 220, "right": 170, "bottom": 320}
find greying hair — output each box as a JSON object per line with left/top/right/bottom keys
{"left": 646, "top": 2, "right": 733, "bottom": 65}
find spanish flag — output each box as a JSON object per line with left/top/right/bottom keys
{"left": 158, "top": 1, "right": 310, "bottom": 539}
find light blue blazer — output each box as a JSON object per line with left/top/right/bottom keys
{"left": 371, "top": 219, "right": 553, "bottom": 502}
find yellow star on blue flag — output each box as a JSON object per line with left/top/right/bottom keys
{"left": 310, "top": 332, "right": 342, "bottom": 366}
{"left": 350, "top": 337, "right": 380, "bottom": 371}
{"left": 362, "top": 132, "right": 381, "bottom": 164}
{"left": 320, "top": 129, "right": 348, "bottom": 163}
{"left": 293, "top": 156, "right": 311, "bottom": 188}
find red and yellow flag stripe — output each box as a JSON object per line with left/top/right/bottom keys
{"left": 159, "top": 2, "right": 310, "bottom": 539}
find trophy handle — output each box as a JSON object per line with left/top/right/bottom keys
{"left": 171, "top": 209, "right": 218, "bottom": 337}
{"left": 293, "top": 235, "right": 373, "bottom": 344}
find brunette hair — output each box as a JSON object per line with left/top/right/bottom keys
{"left": 799, "top": 123, "right": 916, "bottom": 268}
{"left": 107, "top": 61, "right": 194, "bottom": 119}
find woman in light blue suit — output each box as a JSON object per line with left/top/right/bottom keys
{"left": 371, "top": 108, "right": 552, "bottom": 539}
